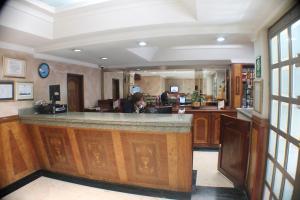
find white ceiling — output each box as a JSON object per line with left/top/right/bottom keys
{"left": 0, "top": 0, "right": 296, "bottom": 68}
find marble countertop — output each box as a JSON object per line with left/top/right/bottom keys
{"left": 236, "top": 108, "right": 253, "bottom": 119}
{"left": 20, "top": 112, "right": 193, "bottom": 133}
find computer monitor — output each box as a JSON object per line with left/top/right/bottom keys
{"left": 131, "top": 86, "right": 141, "bottom": 94}
{"left": 170, "top": 86, "right": 178, "bottom": 93}
{"left": 179, "top": 96, "right": 186, "bottom": 104}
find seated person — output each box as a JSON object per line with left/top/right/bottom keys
{"left": 123, "top": 92, "right": 147, "bottom": 113}
{"left": 160, "top": 91, "right": 169, "bottom": 105}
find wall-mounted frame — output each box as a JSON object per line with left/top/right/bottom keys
{"left": 256, "top": 56, "right": 262, "bottom": 78}
{"left": 236, "top": 76, "right": 241, "bottom": 95}
{"left": 15, "top": 81, "right": 34, "bottom": 100}
{"left": 3, "top": 56, "right": 26, "bottom": 78}
{"left": 253, "top": 80, "right": 263, "bottom": 113}
{"left": 0, "top": 81, "right": 14, "bottom": 100}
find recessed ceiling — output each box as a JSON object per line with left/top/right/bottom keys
{"left": 0, "top": 0, "right": 295, "bottom": 68}
{"left": 28, "top": 0, "right": 110, "bottom": 9}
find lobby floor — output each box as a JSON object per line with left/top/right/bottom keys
{"left": 193, "top": 150, "right": 234, "bottom": 188}
{"left": 2, "top": 151, "right": 244, "bottom": 200}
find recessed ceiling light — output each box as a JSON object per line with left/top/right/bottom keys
{"left": 217, "top": 37, "right": 225, "bottom": 42}
{"left": 138, "top": 41, "right": 147, "bottom": 47}
{"left": 100, "top": 57, "right": 108, "bottom": 60}
{"left": 72, "top": 49, "right": 82, "bottom": 52}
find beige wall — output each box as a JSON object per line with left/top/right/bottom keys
{"left": 135, "top": 76, "right": 165, "bottom": 96}
{"left": 165, "top": 78, "right": 195, "bottom": 94}
{"left": 253, "top": 29, "right": 269, "bottom": 119}
{"left": 0, "top": 48, "right": 101, "bottom": 117}
{"left": 104, "top": 71, "right": 124, "bottom": 99}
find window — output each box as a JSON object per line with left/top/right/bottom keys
{"left": 265, "top": 5, "right": 300, "bottom": 200}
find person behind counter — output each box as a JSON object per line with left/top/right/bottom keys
{"left": 123, "top": 92, "right": 147, "bottom": 113}
{"left": 160, "top": 91, "right": 169, "bottom": 106}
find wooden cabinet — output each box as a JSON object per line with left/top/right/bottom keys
{"left": 192, "top": 113, "right": 210, "bottom": 146}
{"left": 188, "top": 110, "right": 237, "bottom": 148}
{"left": 211, "top": 112, "right": 237, "bottom": 145}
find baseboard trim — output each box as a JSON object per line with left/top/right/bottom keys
{"left": 193, "top": 147, "right": 219, "bottom": 152}
{"left": 0, "top": 170, "right": 42, "bottom": 198}
{"left": 0, "top": 170, "right": 196, "bottom": 199}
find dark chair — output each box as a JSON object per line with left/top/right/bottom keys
{"left": 157, "top": 106, "right": 172, "bottom": 114}
{"left": 98, "top": 99, "right": 113, "bottom": 112}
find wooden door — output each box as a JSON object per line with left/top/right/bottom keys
{"left": 218, "top": 114, "right": 250, "bottom": 187}
{"left": 211, "top": 112, "right": 237, "bottom": 145}
{"left": 112, "top": 79, "right": 120, "bottom": 100}
{"left": 67, "top": 74, "right": 84, "bottom": 112}
{"left": 192, "top": 113, "right": 210, "bottom": 146}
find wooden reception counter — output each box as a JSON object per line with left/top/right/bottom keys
{"left": 0, "top": 112, "right": 193, "bottom": 193}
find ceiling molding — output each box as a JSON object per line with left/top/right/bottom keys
{"left": 35, "top": 24, "right": 254, "bottom": 52}
{"left": 0, "top": 41, "right": 98, "bottom": 68}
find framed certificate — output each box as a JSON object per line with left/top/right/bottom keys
{"left": 15, "top": 81, "right": 34, "bottom": 100}
{"left": 253, "top": 80, "right": 263, "bottom": 113}
{"left": 0, "top": 81, "right": 14, "bottom": 100}
{"left": 3, "top": 56, "right": 26, "bottom": 78}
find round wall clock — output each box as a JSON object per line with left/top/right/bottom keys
{"left": 38, "top": 63, "right": 50, "bottom": 78}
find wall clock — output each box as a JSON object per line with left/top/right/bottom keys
{"left": 38, "top": 63, "right": 50, "bottom": 78}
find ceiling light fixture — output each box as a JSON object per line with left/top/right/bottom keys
{"left": 100, "top": 57, "right": 108, "bottom": 60}
{"left": 217, "top": 37, "right": 225, "bottom": 42}
{"left": 138, "top": 41, "right": 147, "bottom": 47}
{"left": 72, "top": 49, "right": 82, "bottom": 52}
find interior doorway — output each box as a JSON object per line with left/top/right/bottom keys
{"left": 67, "top": 74, "right": 84, "bottom": 112}
{"left": 112, "top": 79, "right": 120, "bottom": 100}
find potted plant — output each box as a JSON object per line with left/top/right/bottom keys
{"left": 191, "top": 91, "right": 206, "bottom": 108}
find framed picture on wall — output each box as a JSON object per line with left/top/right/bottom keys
{"left": 3, "top": 56, "right": 26, "bottom": 78}
{"left": 256, "top": 56, "right": 262, "bottom": 78}
{"left": 15, "top": 81, "right": 34, "bottom": 100}
{"left": 0, "top": 81, "right": 14, "bottom": 100}
{"left": 253, "top": 80, "right": 263, "bottom": 113}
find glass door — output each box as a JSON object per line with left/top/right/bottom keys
{"left": 263, "top": 12, "right": 300, "bottom": 200}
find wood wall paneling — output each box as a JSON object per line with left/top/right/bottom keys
{"left": 120, "top": 132, "right": 169, "bottom": 186}
{"left": 0, "top": 117, "right": 39, "bottom": 188}
{"left": 246, "top": 116, "right": 268, "bottom": 200}
{"left": 39, "top": 127, "right": 77, "bottom": 174}
{"left": 26, "top": 125, "right": 192, "bottom": 192}
{"left": 75, "top": 129, "right": 119, "bottom": 180}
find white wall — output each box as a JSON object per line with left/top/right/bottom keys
{"left": 253, "top": 29, "right": 269, "bottom": 119}
{"left": 104, "top": 71, "right": 124, "bottom": 99}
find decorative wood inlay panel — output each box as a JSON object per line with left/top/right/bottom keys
{"left": 121, "top": 132, "right": 169, "bottom": 186}
{"left": 40, "top": 127, "right": 77, "bottom": 174}
{"left": 75, "top": 129, "right": 119, "bottom": 180}
{"left": 9, "top": 131, "right": 27, "bottom": 175}
{"left": 0, "top": 119, "right": 39, "bottom": 188}
{"left": 1, "top": 119, "right": 192, "bottom": 192}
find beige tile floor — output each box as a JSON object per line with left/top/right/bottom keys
{"left": 193, "top": 151, "right": 234, "bottom": 188}
{"left": 2, "top": 177, "right": 172, "bottom": 200}
{"left": 3, "top": 151, "right": 232, "bottom": 200}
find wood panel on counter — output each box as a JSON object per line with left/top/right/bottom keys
{"left": 0, "top": 116, "right": 39, "bottom": 188}
{"left": 231, "top": 64, "right": 243, "bottom": 109}
{"left": 246, "top": 115, "right": 268, "bottom": 200}
{"left": 185, "top": 108, "right": 237, "bottom": 148}
{"left": 26, "top": 125, "right": 193, "bottom": 192}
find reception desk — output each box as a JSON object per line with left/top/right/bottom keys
{"left": 173, "top": 106, "right": 237, "bottom": 148}
{"left": 0, "top": 112, "right": 193, "bottom": 193}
